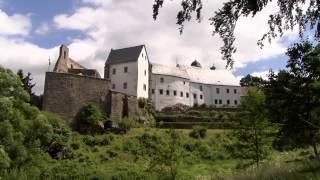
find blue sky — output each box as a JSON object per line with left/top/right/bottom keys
{"left": 0, "top": 0, "right": 299, "bottom": 93}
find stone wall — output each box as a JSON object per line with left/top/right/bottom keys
{"left": 43, "top": 72, "right": 110, "bottom": 124}
{"left": 107, "top": 91, "right": 139, "bottom": 126}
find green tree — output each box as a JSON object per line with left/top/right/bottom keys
{"left": 240, "top": 74, "right": 265, "bottom": 88}
{"left": 265, "top": 41, "right": 320, "bottom": 159}
{"left": 17, "top": 69, "right": 42, "bottom": 109}
{"left": 138, "top": 129, "right": 183, "bottom": 179}
{"left": 153, "top": 0, "right": 319, "bottom": 68}
{"left": 230, "top": 87, "right": 275, "bottom": 167}
{"left": 17, "top": 69, "right": 35, "bottom": 96}
{"left": 0, "top": 66, "right": 71, "bottom": 167}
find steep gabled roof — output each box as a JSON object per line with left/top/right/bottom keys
{"left": 68, "top": 58, "right": 86, "bottom": 69}
{"left": 106, "top": 45, "right": 145, "bottom": 65}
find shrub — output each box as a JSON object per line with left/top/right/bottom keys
{"left": 71, "top": 142, "right": 80, "bottom": 150}
{"left": 0, "top": 147, "right": 11, "bottom": 169}
{"left": 75, "top": 103, "right": 103, "bottom": 125}
{"left": 74, "top": 103, "right": 104, "bottom": 134}
{"left": 138, "top": 98, "right": 149, "bottom": 109}
{"left": 189, "top": 125, "right": 207, "bottom": 139}
{"left": 83, "top": 134, "right": 114, "bottom": 147}
{"left": 199, "top": 103, "right": 207, "bottom": 109}
{"left": 118, "top": 117, "right": 135, "bottom": 132}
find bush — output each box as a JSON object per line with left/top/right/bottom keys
{"left": 74, "top": 103, "right": 104, "bottom": 134}
{"left": 118, "top": 117, "right": 135, "bottom": 132}
{"left": 138, "top": 98, "right": 148, "bottom": 109}
{"left": 189, "top": 125, "right": 207, "bottom": 139}
{"left": 83, "top": 134, "right": 114, "bottom": 147}
{"left": 75, "top": 104, "right": 103, "bottom": 125}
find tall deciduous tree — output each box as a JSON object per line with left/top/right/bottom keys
{"left": 265, "top": 41, "right": 320, "bottom": 159}
{"left": 230, "top": 87, "right": 275, "bottom": 167}
{"left": 153, "top": 0, "right": 320, "bottom": 68}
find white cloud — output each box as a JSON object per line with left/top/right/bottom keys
{"left": 35, "top": 22, "right": 50, "bottom": 35}
{"left": 251, "top": 70, "right": 279, "bottom": 80}
{"left": 0, "top": 1, "right": 300, "bottom": 95}
{"left": 53, "top": 0, "right": 297, "bottom": 72}
{"left": 0, "top": 37, "right": 59, "bottom": 94}
{"left": 82, "top": 0, "right": 112, "bottom": 6}
{"left": 0, "top": 9, "right": 31, "bottom": 36}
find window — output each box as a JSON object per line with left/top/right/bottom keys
{"left": 234, "top": 100, "right": 238, "bottom": 105}
{"left": 142, "top": 53, "right": 144, "bottom": 58}
{"left": 193, "top": 93, "right": 197, "bottom": 99}
{"left": 234, "top": 89, "right": 237, "bottom": 94}
{"left": 64, "top": 51, "right": 66, "bottom": 59}
{"left": 216, "top": 88, "right": 220, "bottom": 94}
{"left": 226, "top": 89, "right": 230, "bottom": 93}
{"left": 160, "top": 77, "right": 164, "bottom": 83}
{"left": 152, "top": 89, "right": 155, "bottom": 94}
{"left": 112, "top": 84, "right": 116, "bottom": 89}
{"left": 183, "top": 81, "right": 186, "bottom": 85}
{"left": 159, "top": 89, "right": 163, "bottom": 95}
{"left": 180, "top": 92, "right": 183, "bottom": 97}
{"left": 143, "top": 84, "right": 146, "bottom": 91}
{"left": 219, "top": 99, "right": 222, "bottom": 104}
{"left": 123, "top": 82, "right": 127, "bottom": 89}
{"left": 166, "top": 90, "right": 170, "bottom": 96}
{"left": 186, "top": 93, "right": 189, "bottom": 98}
{"left": 215, "top": 99, "right": 218, "bottom": 104}
{"left": 174, "top": 90, "right": 177, "bottom": 96}
{"left": 200, "top": 85, "right": 203, "bottom": 91}
{"left": 70, "top": 64, "right": 73, "bottom": 69}
{"left": 144, "top": 70, "right": 147, "bottom": 76}
{"left": 200, "top": 95, "right": 203, "bottom": 99}
{"left": 227, "top": 99, "right": 230, "bottom": 104}
{"left": 112, "top": 68, "right": 116, "bottom": 75}
{"left": 124, "top": 66, "right": 128, "bottom": 73}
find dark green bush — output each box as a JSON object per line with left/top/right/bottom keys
{"left": 83, "top": 134, "right": 114, "bottom": 147}
{"left": 71, "top": 142, "right": 80, "bottom": 150}
{"left": 189, "top": 125, "right": 207, "bottom": 139}
{"left": 74, "top": 103, "right": 104, "bottom": 134}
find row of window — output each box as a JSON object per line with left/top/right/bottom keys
{"left": 214, "top": 99, "right": 238, "bottom": 105}
{"left": 151, "top": 88, "right": 238, "bottom": 105}
{"left": 152, "top": 89, "right": 204, "bottom": 100}
{"left": 158, "top": 77, "right": 238, "bottom": 94}
{"left": 112, "top": 83, "right": 147, "bottom": 91}
{"left": 111, "top": 67, "right": 147, "bottom": 76}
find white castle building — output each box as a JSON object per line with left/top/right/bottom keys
{"left": 104, "top": 45, "right": 241, "bottom": 111}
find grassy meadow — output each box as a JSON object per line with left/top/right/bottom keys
{"left": 2, "top": 128, "right": 319, "bottom": 180}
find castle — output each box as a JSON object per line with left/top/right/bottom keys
{"left": 43, "top": 45, "right": 242, "bottom": 124}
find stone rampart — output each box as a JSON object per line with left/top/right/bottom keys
{"left": 43, "top": 72, "right": 110, "bottom": 124}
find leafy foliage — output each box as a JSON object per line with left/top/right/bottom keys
{"left": 240, "top": 74, "right": 265, "bottom": 87}
{"left": 265, "top": 41, "right": 320, "bottom": 159}
{"left": 0, "top": 66, "right": 72, "bottom": 168}
{"left": 153, "top": 0, "right": 320, "bottom": 68}
{"left": 189, "top": 125, "right": 207, "bottom": 139}
{"left": 74, "top": 103, "right": 104, "bottom": 134}
{"left": 229, "top": 87, "right": 276, "bottom": 167}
